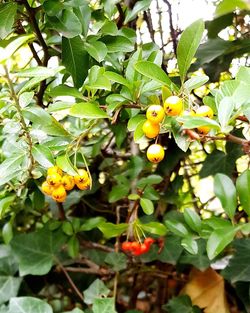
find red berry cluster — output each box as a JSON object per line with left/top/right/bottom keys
{"left": 121, "top": 237, "right": 155, "bottom": 256}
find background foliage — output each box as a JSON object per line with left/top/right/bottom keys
{"left": 0, "top": 0, "right": 250, "bottom": 312}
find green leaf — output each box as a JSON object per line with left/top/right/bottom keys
{"left": 102, "top": 35, "right": 134, "bottom": 53}
{"left": 49, "top": 84, "right": 83, "bottom": 99}
{"left": 134, "top": 119, "right": 146, "bottom": 143}
{"left": 183, "top": 75, "right": 209, "bottom": 92}
{"left": 157, "top": 236, "right": 183, "bottom": 264}
{"left": 215, "top": 0, "right": 250, "bottom": 16}
{"left": 222, "top": 238, "right": 250, "bottom": 282}
{"left": 0, "top": 276, "right": 22, "bottom": 305}
{"left": 236, "top": 169, "right": 250, "bottom": 216}
{"left": 10, "top": 226, "right": 66, "bottom": 276}
{"left": 2, "top": 222, "right": 13, "bottom": 244}
{"left": 214, "top": 173, "right": 237, "bottom": 220}
{"left": 163, "top": 295, "right": 202, "bottom": 313}
{"left": 165, "top": 220, "right": 189, "bottom": 237}
{"left": 98, "top": 222, "right": 128, "bottom": 239}
{"left": 19, "top": 92, "right": 34, "bottom": 108}
{"left": 0, "top": 154, "right": 25, "bottom": 186}
{"left": 85, "top": 41, "right": 107, "bottom": 62}
{"left": 177, "top": 116, "right": 220, "bottom": 129}
{"left": 171, "top": 118, "right": 190, "bottom": 152}
{"left": 16, "top": 66, "right": 63, "bottom": 78}
{"left": 0, "top": 195, "right": 15, "bottom": 219}
{"left": 8, "top": 297, "right": 53, "bottom": 313}
{"left": 0, "top": 3, "right": 17, "bottom": 39}
{"left": 140, "top": 198, "right": 154, "bottom": 215}
{"left": 93, "top": 298, "right": 117, "bottom": 313}
{"left": 134, "top": 61, "right": 175, "bottom": 89}
{"left": 177, "top": 19, "right": 205, "bottom": 83}
{"left": 105, "top": 252, "right": 127, "bottom": 271}
{"left": 47, "top": 9, "right": 82, "bottom": 38}
{"left": 140, "top": 221, "right": 167, "bottom": 236}
{"left": 32, "top": 145, "right": 54, "bottom": 168}
{"left": 80, "top": 217, "right": 106, "bottom": 231}
{"left": 67, "top": 236, "right": 79, "bottom": 258}
{"left": 108, "top": 185, "right": 130, "bottom": 203}
{"left": 127, "top": 115, "right": 146, "bottom": 132}
{"left": 218, "top": 97, "right": 234, "bottom": 130}
{"left": 70, "top": 102, "right": 109, "bottom": 119}
{"left": 0, "top": 34, "right": 34, "bottom": 63}
{"left": 183, "top": 208, "right": 201, "bottom": 233}
{"left": 137, "top": 175, "right": 163, "bottom": 188}
{"left": 181, "top": 236, "right": 198, "bottom": 255}
{"left": 62, "top": 36, "right": 89, "bottom": 88}
{"left": 104, "top": 71, "right": 130, "bottom": 88}
{"left": 124, "top": 0, "right": 151, "bottom": 23}
{"left": 206, "top": 226, "right": 237, "bottom": 260}
{"left": 56, "top": 154, "right": 78, "bottom": 176}
{"left": 83, "top": 279, "right": 110, "bottom": 305}
{"left": 62, "top": 309, "right": 84, "bottom": 313}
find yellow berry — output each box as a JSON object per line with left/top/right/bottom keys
{"left": 62, "top": 175, "right": 75, "bottom": 191}
{"left": 74, "top": 169, "right": 89, "bottom": 185}
{"left": 47, "top": 166, "right": 63, "bottom": 176}
{"left": 146, "top": 105, "right": 165, "bottom": 124}
{"left": 197, "top": 126, "right": 211, "bottom": 135}
{"left": 195, "top": 105, "right": 214, "bottom": 119}
{"left": 76, "top": 178, "right": 90, "bottom": 190}
{"left": 146, "top": 144, "right": 165, "bottom": 163}
{"left": 142, "top": 120, "right": 160, "bottom": 139}
{"left": 164, "top": 96, "right": 183, "bottom": 116}
{"left": 52, "top": 185, "right": 67, "bottom": 202}
{"left": 46, "top": 173, "right": 62, "bottom": 187}
{"left": 41, "top": 181, "right": 54, "bottom": 196}
{"left": 181, "top": 110, "right": 196, "bottom": 117}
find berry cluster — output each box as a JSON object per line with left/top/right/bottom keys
{"left": 41, "top": 166, "right": 90, "bottom": 203}
{"left": 142, "top": 96, "right": 214, "bottom": 164}
{"left": 121, "top": 237, "right": 155, "bottom": 256}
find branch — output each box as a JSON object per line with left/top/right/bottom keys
{"left": 162, "top": 0, "right": 178, "bottom": 55}
{"left": 80, "top": 240, "right": 115, "bottom": 253}
{"left": 143, "top": 10, "right": 155, "bottom": 42}
{"left": 57, "top": 202, "right": 66, "bottom": 220}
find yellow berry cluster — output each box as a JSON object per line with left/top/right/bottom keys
{"left": 41, "top": 166, "right": 90, "bottom": 203}
{"left": 142, "top": 96, "right": 214, "bottom": 164}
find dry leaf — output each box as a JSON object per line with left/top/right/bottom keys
{"left": 181, "top": 267, "right": 230, "bottom": 313}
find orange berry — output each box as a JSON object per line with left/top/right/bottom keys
{"left": 197, "top": 125, "right": 211, "bottom": 135}
{"left": 41, "top": 181, "right": 54, "bottom": 196}
{"left": 47, "top": 166, "right": 63, "bottom": 176}
{"left": 46, "top": 173, "right": 62, "bottom": 187}
{"left": 146, "top": 105, "right": 165, "bottom": 124}
{"left": 140, "top": 243, "right": 150, "bottom": 254}
{"left": 76, "top": 178, "right": 90, "bottom": 190}
{"left": 195, "top": 105, "right": 214, "bottom": 119}
{"left": 164, "top": 96, "right": 183, "bottom": 116}
{"left": 74, "top": 169, "right": 89, "bottom": 185}
{"left": 146, "top": 144, "right": 165, "bottom": 163}
{"left": 62, "top": 175, "right": 75, "bottom": 191}
{"left": 142, "top": 120, "right": 160, "bottom": 139}
{"left": 52, "top": 185, "right": 67, "bottom": 202}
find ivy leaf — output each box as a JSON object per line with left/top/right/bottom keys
{"left": 83, "top": 279, "right": 110, "bottom": 305}
{"left": 8, "top": 297, "right": 53, "bottom": 313}
{"left": 10, "top": 226, "right": 66, "bottom": 276}
{"left": 105, "top": 252, "right": 127, "bottom": 271}
{"left": 163, "top": 295, "right": 202, "bottom": 313}
{"left": 93, "top": 298, "right": 117, "bottom": 313}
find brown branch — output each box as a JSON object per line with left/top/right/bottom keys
{"left": 162, "top": 0, "right": 178, "bottom": 55}
{"left": 80, "top": 240, "right": 115, "bottom": 253}
{"left": 56, "top": 261, "right": 84, "bottom": 302}
{"left": 57, "top": 202, "right": 66, "bottom": 220}
{"left": 143, "top": 10, "right": 155, "bottom": 42}
{"left": 65, "top": 266, "right": 111, "bottom": 276}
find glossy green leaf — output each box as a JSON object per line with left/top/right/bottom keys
{"left": 206, "top": 226, "right": 237, "bottom": 260}
{"left": 0, "top": 195, "right": 16, "bottom": 219}
{"left": 127, "top": 115, "right": 146, "bottom": 132}
{"left": 177, "top": 116, "right": 220, "bottom": 129}
{"left": 183, "top": 75, "right": 209, "bottom": 92}
{"left": 49, "top": 84, "right": 83, "bottom": 99}
{"left": 32, "top": 145, "right": 54, "bottom": 168}
{"left": 165, "top": 220, "right": 189, "bottom": 237}
{"left": 140, "top": 221, "right": 167, "bottom": 236}
{"left": 181, "top": 236, "right": 198, "bottom": 255}
{"left": 0, "top": 3, "right": 17, "bottom": 39}
{"left": 56, "top": 154, "right": 78, "bottom": 176}
{"left": 62, "top": 36, "right": 88, "bottom": 88}
{"left": 216, "top": 0, "right": 250, "bottom": 16}
{"left": 98, "top": 222, "right": 128, "bottom": 238}
{"left": 214, "top": 173, "right": 237, "bottom": 219}
{"left": 177, "top": 19, "right": 205, "bottom": 82}
{"left": 218, "top": 96, "right": 234, "bottom": 130}
{"left": 85, "top": 41, "right": 107, "bottom": 62}
{"left": 124, "top": 0, "right": 151, "bottom": 23}
{"left": 0, "top": 154, "right": 25, "bottom": 186}
{"left": 105, "top": 71, "right": 130, "bottom": 87}
{"left": 140, "top": 198, "right": 154, "bottom": 215}
{"left": 108, "top": 185, "right": 130, "bottom": 203}
{"left": 134, "top": 61, "right": 174, "bottom": 89}
{"left": 183, "top": 208, "right": 201, "bottom": 233}
{"left": 70, "top": 102, "right": 109, "bottom": 119}
{"left": 102, "top": 35, "right": 134, "bottom": 53}
{"left": 236, "top": 169, "right": 250, "bottom": 216}
{"left": 137, "top": 175, "right": 163, "bottom": 188}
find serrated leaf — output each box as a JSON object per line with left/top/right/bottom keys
{"left": 70, "top": 102, "right": 109, "bottom": 119}
{"left": 177, "top": 19, "right": 205, "bottom": 82}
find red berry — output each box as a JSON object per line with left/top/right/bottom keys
{"left": 144, "top": 237, "right": 155, "bottom": 247}
{"left": 130, "top": 241, "right": 141, "bottom": 255}
{"left": 121, "top": 241, "right": 132, "bottom": 252}
{"left": 140, "top": 243, "right": 150, "bottom": 254}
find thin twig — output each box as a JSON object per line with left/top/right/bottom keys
{"left": 162, "top": 0, "right": 178, "bottom": 55}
